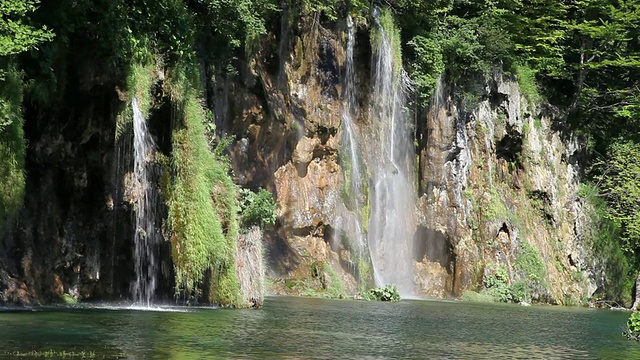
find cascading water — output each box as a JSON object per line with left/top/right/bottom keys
{"left": 367, "top": 8, "right": 417, "bottom": 295}
{"left": 131, "top": 97, "right": 160, "bottom": 305}
{"left": 340, "top": 16, "right": 367, "bottom": 255}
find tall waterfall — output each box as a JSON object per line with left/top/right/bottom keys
{"left": 341, "top": 16, "right": 367, "bottom": 255}
{"left": 367, "top": 8, "right": 417, "bottom": 295}
{"left": 131, "top": 97, "right": 160, "bottom": 305}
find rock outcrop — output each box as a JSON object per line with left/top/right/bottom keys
{"left": 417, "top": 75, "right": 593, "bottom": 303}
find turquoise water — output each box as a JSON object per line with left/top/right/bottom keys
{"left": 0, "top": 296, "right": 638, "bottom": 359}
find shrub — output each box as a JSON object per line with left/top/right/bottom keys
{"left": 239, "top": 187, "right": 277, "bottom": 229}
{"left": 624, "top": 311, "right": 640, "bottom": 340}
{"left": 483, "top": 266, "right": 513, "bottom": 302}
{"left": 363, "top": 284, "right": 400, "bottom": 302}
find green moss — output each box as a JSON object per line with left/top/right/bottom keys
{"left": 323, "top": 263, "right": 347, "bottom": 299}
{"left": 483, "top": 188, "right": 525, "bottom": 230}
{"left": 515, "top": 240, "right": 546, "bottom": 284}
{"left": 166, "top": 62, "right": 242, "bottom": 306}
{"left": 357, "top": 256, "right": 375, "bottom": 293}
{"left": 534, "top": 118, "right": 543, "bottom": 130}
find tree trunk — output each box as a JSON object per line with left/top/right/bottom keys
{"left": 569, "top": 41, "right": 588, "bottom": 114}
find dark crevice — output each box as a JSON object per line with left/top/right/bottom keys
{"left": 496, "top": 124, "right": 524, "bottom": 167}
{"left": 414, "top": 227, "right": 455, "bottom": 272}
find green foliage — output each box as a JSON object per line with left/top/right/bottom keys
{"left": 0, "top": 63, "right": 25, "bottom": 231}
{"left": 239, "top": 187, "right": 277, "bottom": 229}
{"left": 62, "top": 293, "right": 78, "bottom": 304}
{"left": 514, "top": 63, "right": 542, "bottom": 104}
{"left": 515, "top": 241, "right": 546, "bottom": 284}
{"left": 513, "top": 240, "right": 547, "bottom": 301}
{"left": 166, "top": 64, "right": 241, "bottom": 306}
{"left": 483, "top": 188, "right": 523, "bottom": 229}
{"left": 433, "top": 10, "right": 513, "bottom": 82}
{"left": 116, "top": 61, "right": 157, "bottom": 141}
{"left": 407, "top": 35, "right": 444, "bottom": 106}
{"left": 508, "top": 280, "right": 531, "bottom": 303}
{"left": 362, "top": 284, "right": 400, "bottom": 302}
{"left": 195, "top": 0, "right": 277, "bottom": 52}
{"left": 624, "top": 311, "right": 640, "bottom": 340}
{"left": 0, "top": 0, "right": 53, "bottom": 56}
{"left": 594, "top": 141, "right": 640, "bottom": 255}
{"left": 479, "top": 262, "right": 546, "bottom": 303}
{"left": 578, "top": 182, "right": 633, "bottom": 305}
{"left": 483, "top": 266, "right": 513, "bottom": 303}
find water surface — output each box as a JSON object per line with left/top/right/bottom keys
{"left": 0, "top": 296, "right": 638, "bottom": 359}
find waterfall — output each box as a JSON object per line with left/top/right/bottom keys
{"left": 131, "top": 97, "right": 160, "bottom": 305}
{"left": 340, "top": 16, "right": 367, "bottom": 256}
{"left": 367, "top": 8, "right": 417, "bottom": 295}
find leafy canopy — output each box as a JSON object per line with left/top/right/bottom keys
{"left": 0, "top": 0, "right": 53, "bottom": 56}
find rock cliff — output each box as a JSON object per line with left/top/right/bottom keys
{"left": 0, "top": 9, "right": 605, "bottom": 305}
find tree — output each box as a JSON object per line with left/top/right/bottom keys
{"left": 595, "top": 140, "right": 640, "bottom": 255}
{"left": 1, "top": 0, "right": 52, "bottom": 228}
{"left": 0, "top": 0, "right": 53, "bottom": 56}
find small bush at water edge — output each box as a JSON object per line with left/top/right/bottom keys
{"left": 624, "top": 311, "right": 640, "bottom": 340}
{"left": 361, "top": 284, "right": 400, "bottom": 302}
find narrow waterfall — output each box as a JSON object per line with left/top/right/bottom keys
{"left": 131, "top": 97, "right": 160, "bottom": 305}
{"left": 367, "top": 8, "right": 417, "bottom": 295}
{"left": 341, "top": 16, "right": 367, "bottom": 255}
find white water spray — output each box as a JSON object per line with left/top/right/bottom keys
{"left": 340, "top": 16, "right": 367, "bottom": 255}
{"left": 131, "top": 97, "right": 160, "bottom": 306}
{"left": 367, "top": 8, "right": 417, "bottom": 295}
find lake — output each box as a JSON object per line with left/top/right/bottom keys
{"left": 0, "top": 296, "right": 638, "bottom": 359}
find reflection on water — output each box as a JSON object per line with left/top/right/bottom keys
{"left": 0, "top": 297, "right": 638, "bottom": 359}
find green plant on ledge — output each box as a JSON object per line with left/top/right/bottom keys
{"left": 239, "top": 187, "right": 277, "bottom": 230}
{"left": 361, "top": 284, "right": 400, "bottom": 302}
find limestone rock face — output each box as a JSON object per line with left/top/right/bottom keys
{"left": 218, "top": 12, "right": 600, "bottom": 302}
{"left": 416, "top": 73, "right": 596, "bottom": 303}
{"left": 217, "top": 13, "right": 360, "bottom": 295}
